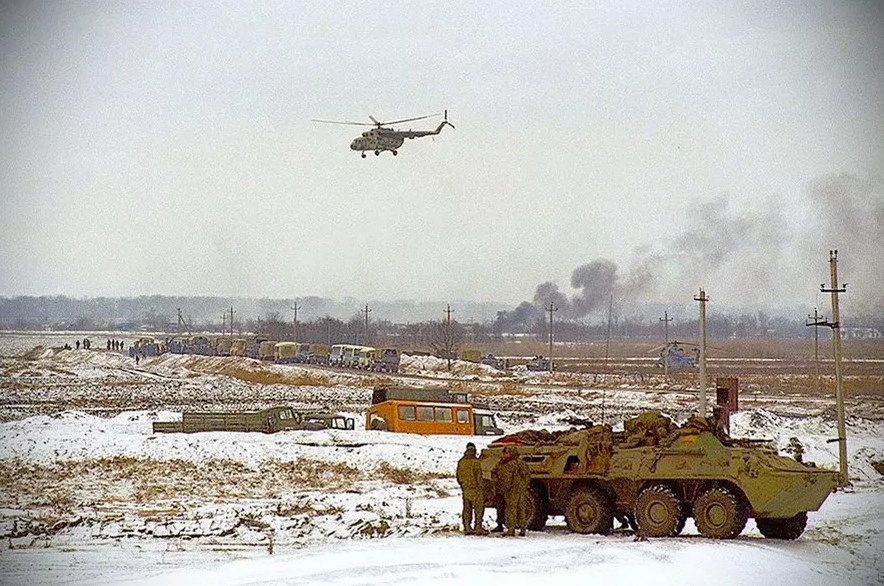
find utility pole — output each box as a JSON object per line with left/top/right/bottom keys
{"left": 805, "top": 307, "right": 825, "bottom": 391}
{"left": 693, "top": 289, "right": 709, "bottom": 416}
{"left": 221, "top": 312, "right": 226, "bottom": 335}
{"left": 291, "top": 299, "right": 300, "bottom": 343}
{"left": 176, "top": 308, "right": 184, "bottom": 337}
{"left": 228, "top": 306, "right": 235, "bottom": 337}
{"left": 362, "top": 304, "right": 372, "bottom": 345}
{"left": 444, "top": 304, "right": 454, "bottom": 371}
{"left": 660, "top": 310, "right": 673, "bottom": 379}
{"left": 821, "top": 250, "right": 848, "bottom": 487}
{"left": 546, "top": 302, "right": 558, "bottom": 372}
{"left": 604, "top": 294, "right": 614, "bottom": 370}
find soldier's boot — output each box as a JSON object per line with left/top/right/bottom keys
{"left": 474, "top": 527, "right": 489, "bottom": 536}
{"left": 463, "top": 527, "right": 474, "bottom": 536}
{"left": 503, "top": 528, "right": 515, "bottom": 537}
{"left": 491, "top": 525, "right": 504, "bottom": 533}
{"left": 518, "top": 528, "right": 526, "bottom": 537}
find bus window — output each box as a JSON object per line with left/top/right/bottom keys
{"left": 434, "top": 407, "right": 452, "bottom": 422}
{"left": 417, "top": 406, "right": 434, "bottom": 421}
{"left": 398, "top": 405, "right": 416, "bottom": 420}
{"left": 456, "top": 409, "right": 469, "bottom": 424}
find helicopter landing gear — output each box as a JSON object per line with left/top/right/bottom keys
{"left": 374, "top": 150, "right": 380, "bottom": 156}
{"left": 392, "top": 150, "right": 398, "bottom": 156}
{"left": 361, "top": 152, "right": 366, "bottom": 159}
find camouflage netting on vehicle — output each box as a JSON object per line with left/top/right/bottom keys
{"left": 493, "top": 412, "right": 725, "bottom": 451}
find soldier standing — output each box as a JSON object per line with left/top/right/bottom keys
{"left": 495, "top": 446, "right": 531, "bottom": 536}
{"left": 456, "top": 442, "right": 488, "bottom": 535}
{"left": 490, "top": 462, "right": 506, "bottom": 532}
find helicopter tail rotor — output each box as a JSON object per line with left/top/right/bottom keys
{"left": 442, "top": 109, "right": 455, "bottom": 129}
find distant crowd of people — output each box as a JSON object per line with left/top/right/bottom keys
{"left": 63, "top": 338, "right": 127, "bottom": 352}
{"left": 106, "top": 339, "right": 126, "bottom": 351}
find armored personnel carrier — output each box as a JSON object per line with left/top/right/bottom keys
{"left": 479, "top": 412, "right": 840, "bottom": 540}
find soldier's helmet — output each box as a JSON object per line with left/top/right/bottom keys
{"left": 466, "top": 442, "right": 476, "bottom": 452}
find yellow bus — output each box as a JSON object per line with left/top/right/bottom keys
{"left": 365, "top": 387, "right": 503, "bottom": 436}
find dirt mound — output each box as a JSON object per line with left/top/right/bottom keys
{"left": 20, "top": 345, "right": 57, "bottom": 360}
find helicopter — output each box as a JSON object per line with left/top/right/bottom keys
{"left": 312, "top": 110, "right": 454, "bottom": 158}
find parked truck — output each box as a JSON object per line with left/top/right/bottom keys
{"left": 152, "top": 406, "right": 354, "bottom": 434}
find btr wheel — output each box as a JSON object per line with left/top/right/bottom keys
{"left": 756, "top": 512, "right": 807, "bottom": 540}
{"left": 526, "top": 485, "right": 549, "bottom": 531}
{"left": 564, "top": 487, "right": 613, "bottom": 535}
{"left": 635, "top": 484, "right": 682, "bottom": 537}
{"left": 693, "top": 487, "right": 747, "bottom": 539}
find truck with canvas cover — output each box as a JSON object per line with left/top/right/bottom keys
{"left": 258, "top": 340, "right": 278, "bottom": 361}
{"left": 478, "top": 412, "right": 840, "bottom": 540}
{"left": 372, "top": 347, "right": 400, "bottom": 372}
{"left": 295, "top": 343, "right": 330, "bottom": 365}
{"left": 274, "top": 342, "right": 298, "bottom": 363}
{"left": 152, "top": 406, "right": 329, "bottom": 434}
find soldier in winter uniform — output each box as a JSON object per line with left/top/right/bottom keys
{"left": 490, "top": 462, "right": 507, "bottom": 532}
{"left": 494, "top": 445, "right": 530, "bottom": 536}
{"left": 456, "top": 442, "right": 488, "bottom": 535}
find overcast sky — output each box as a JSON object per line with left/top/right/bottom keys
{"left": 2, "top": 1, "right": 882, "bottom": 314}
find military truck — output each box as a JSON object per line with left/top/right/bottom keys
{"left": 152, "top": 406, "right": 351, "bottom": 434}
{"left": 479, "top": 412, "right": 840, "bottom": 540}
{"left": 372, "top": 347, "right": 400, "bottom": 372}
{"left": 526, "top": 356, "right": 551, "bottom": 371}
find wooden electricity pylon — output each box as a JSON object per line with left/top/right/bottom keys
{"left": 693, "top": 289, "right": 709, "bottom": 416}
{"left": 362, "top": 304, "right": 372, "bottom": 345}
{"left": 660, "top": 310, "right": 673, "bottom": 379}
{"left": 444, "top": 304, "right": 454, "bottom": 371}
{"left": 821, "top": 250, "right": 848, "bottom": 487}
{"left": 291, "top": 300, "right": 300, "bottom": 342}
{"left": 546, "top": 301, "right": 557, "bottom": 372}
{"left": 805, "top": 307, "right": 825, "bottom": 391}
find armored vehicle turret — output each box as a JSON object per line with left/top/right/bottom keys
{"left": 480, "top": 412, "right": 839, "bottom": 540}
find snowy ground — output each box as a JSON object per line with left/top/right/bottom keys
{"left": 0, "top": 333, "right": 882, "bottom": 585}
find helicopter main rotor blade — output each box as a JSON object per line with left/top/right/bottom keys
{"left": 381, "top": 113, "right": 441, "bottom": 126}
{"left": 311, "top": 119, "right": 375, "bottom": 126}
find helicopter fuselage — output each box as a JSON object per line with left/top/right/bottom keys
{"left": 350, "top": 129, "right": 405, "bottom": 155}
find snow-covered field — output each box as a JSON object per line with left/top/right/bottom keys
{"left": 0, "top": 333, "right": 882, "bottom": 585}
